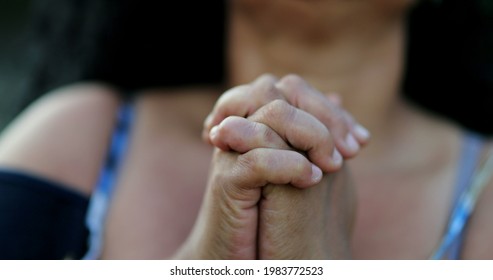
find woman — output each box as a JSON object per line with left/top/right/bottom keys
{"left": 0, "top": 0, "right": 492, "bottom": 259}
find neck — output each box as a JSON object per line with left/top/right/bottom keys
{"left": 228, "top": 4, "right": 408, "bottom": 156}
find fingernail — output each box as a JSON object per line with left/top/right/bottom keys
{"left": 332, "top": 149, "right": 343, "bottom": 167}
{"left": 346, "top": 134, "right": 360, "bottom": 153}
{"left": 311, "top": 164, "right": 323, "bottom": 183}
{"left": 354, "top": 124, "right": 370, "bottom": 140}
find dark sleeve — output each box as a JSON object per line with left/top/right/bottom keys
{"left": 0, "top": 169, "right": 89, "bottom": 259}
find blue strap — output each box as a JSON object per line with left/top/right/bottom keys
{"left": 83, "top": 103, "right": 134, "bottom": 260}
{"left": 430, "top": 132, "right": 484, "bottom": 260}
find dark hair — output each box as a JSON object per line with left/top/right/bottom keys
{"left": 23, "top": 0, "right": 492, "bottom": 135}
{"left": 403, "top": 0, "right": 493, "bottom": 135}
{"left": 22, "top": 0, "right": 225, "bottom": 107}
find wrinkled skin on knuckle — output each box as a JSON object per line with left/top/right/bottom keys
{"left": 270, "top": 151, "right": 311, "bottom": 187}
{"left": 236, "top": 151, "right": 263, "bottom": 185}
{"left": 209, "top": 150, "right": 236, "bottom": 197}
{"left": 241, "top": 150, "right": 306, "bottom": 187}
{"left": 205, "top": 153, "right": 260, "bottom": 259}
{"left": 256, "top": 123, "right": 281, "bottom": 148}
{"left": 210, "top": 150, "right": 262, "bottom": 207}
{"left": 262, "top": 99, "right": 296, "bottom": 125}
{"left": 247, "top": 122, "right": 268, "bottom": 147}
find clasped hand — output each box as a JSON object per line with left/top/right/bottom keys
{"left": 176, "top": 74, "right": 369, "bottom": 259}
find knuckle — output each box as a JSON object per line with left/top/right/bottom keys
{"left": 278, "top": 74, "right": 306, "bottom": 89}
{"left": 272, "top": 100, "right": 297, "bottom": 123}
{"left": 261, "top": 126, "right": 277, "bottom": 145}
{"left": 239, "top": 150, "right": 310, "bottom": 186}
{"left": 218, "top": 116, "right": 247, "bottom": 139}
{"left": 237, "top": 151, "right": 262, "bottom": 174}
{"left": 257, "top": 73, "right": 278, "bottom": 84}
{"left": 261, "top": 99, "right": 294, "bottom": 122}
{"left": 276, "top": 74, "right": 307, "bottom": 106}
{"left": 253, "top": 74, "right": 281, "bottom": 101}
{"left": 216, "top": 117, "right": 234, "bottom": 138}
{"left": 279, "top": 100, "right": 297, "bottom": 122}
{"left": 220, "top": 115, "right": 241, "bottom": 129}
{"left": 244, "top": 121, "right": 263, "bottom": 143}
{"left": 256, "top": 123, "right": 278, "bottom": 145}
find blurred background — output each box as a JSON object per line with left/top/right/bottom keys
{"left": 0, "top": 0, "right": 491, "bottom": 135}
{"left": 0, "top": 0, "right": 226, "bottom": 135}
{"left": 0, "top": 0, "right": 30, "bottom": 131}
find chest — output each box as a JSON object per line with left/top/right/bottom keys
{"left": 124, "top": 95, "right": 216, "bottom": 226}
{"left": 103, "top": 92, "right": 218, "bottom": 258}
{"left": 350, "top": 166, "right": 457, "bottom": 259}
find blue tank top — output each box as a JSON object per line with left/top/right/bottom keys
{"left": 83, "top": 103, "right": 134, "bottom": 260}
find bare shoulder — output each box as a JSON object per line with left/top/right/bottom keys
{"left": 0, "top": 82, "right": 121, "bottom": 195}
{"left": 462, "top": 138, "right": 493, "bottom": 259}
